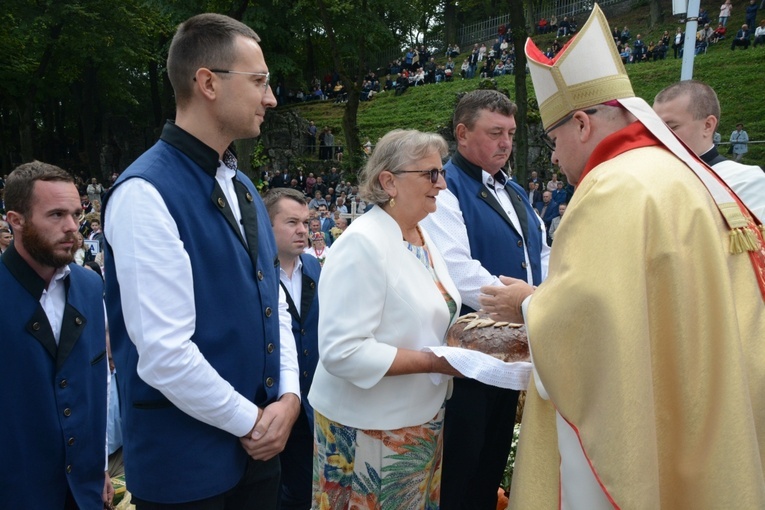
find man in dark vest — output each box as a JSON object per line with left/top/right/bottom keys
{"left": 420, "top": 89, "right": 549, "bottom": 510}
{"left": 264, "top": 188, "right": 321, "bottom": 510}
{"left": 102, "top": 13, "right": 300, "bottom": 509}
{"left": 0, "top": 161, "right": 111, "bottom": 508}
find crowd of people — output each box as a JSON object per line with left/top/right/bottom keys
{"left": 2, "top": 6, "right": 765, "bottom": 510}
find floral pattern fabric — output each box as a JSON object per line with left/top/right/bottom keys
{"left": 312, "top": 405, "right": 446, "bottom": 510}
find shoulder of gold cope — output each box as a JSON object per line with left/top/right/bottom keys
{"left": 455, "top": 312, "right": 524, "bottom": 331}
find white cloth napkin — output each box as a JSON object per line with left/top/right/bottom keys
{"left": 424, "top": 345, "right": 532, "bottom": 390}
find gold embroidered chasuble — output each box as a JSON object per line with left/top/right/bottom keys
{"left": 509, "top": 145, "right": 765, "bottom": 509}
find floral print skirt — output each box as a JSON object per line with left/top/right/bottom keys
{"left": 312, "top": 403, "right": 446, "bottom": 510}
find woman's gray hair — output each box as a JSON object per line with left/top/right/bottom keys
{"left": 359, "top": 129, "right": 448, "bottom": 206}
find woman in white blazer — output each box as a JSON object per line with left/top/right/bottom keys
{"left": 308, "top": 129, "right": 462, "bottom": 509}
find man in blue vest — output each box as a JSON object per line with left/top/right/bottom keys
{"left": 1, "top": 161, "right": 111, "bottom": 508}
{"left": 264, "top": 188, "right": 321, "bottom": 510}
{"left": 420, "top": 89, "right": 549, "bottom": 510}
{"left": 102, "top": 13, "right": 300, "bottom": 509}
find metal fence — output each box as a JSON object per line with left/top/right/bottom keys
{"left": 457, "top": 0, "right": 629, "bottom": 49}
{"left": 362, "top": 0, "right": 634, "bottom": 76}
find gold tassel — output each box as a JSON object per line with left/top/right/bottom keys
{"left": 760, "top": 224, "right": 765, "bottom": 237}
{"left": 742, "top": 228, "right": 760, "bottom": 251}
{"left": 729, "top": 227, "right": 762, "bottom": 254}
{"left": 729, "top": 228, "right": 745, "bottom": 254}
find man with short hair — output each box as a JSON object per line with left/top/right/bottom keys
{"left": 731, "top": 23, "right": 752, "bottom": 49}
{"left": 482, "top": 6, "right": 765, "bottom": 508}
{"left": 420, "top": 89, "right": 549, "bottom": 510}
{"left": 0, "top": 227, "right": 12, "bottom": 254}
{"left": 653, "top": 79, "right": 765, "bottom": 220}
{"left": 535, "top": 190, "right": 560, "bottom": 230}
{"left": 263, "top": 188, "right": 320, "bottom": 510}
{"left": 333, "top": 215, "right": 349, "bottom": 240}
{"left": 548, "top": 203, "right": 567, "bottom": 241}
{"left": 317, "top": 204, "right": 335, "bottom": 246}
{"left": 103, "top": 13, "right": 300, "bottom": 508}
{"left": 527, "top": 180, "right": 542, "bottom": 204}
{"left": 87, "top": 217, "right": 105, "bottom": 252}
{"left": 1, "top": 161, "right": 111, "bottom": 508}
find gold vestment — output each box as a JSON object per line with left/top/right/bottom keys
{"left": 510, "top": 145, "right": 765, "bottom": 509}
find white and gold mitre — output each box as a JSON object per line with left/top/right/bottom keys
{"left": 525, "top": 4, "right": 635, "bottom": 129}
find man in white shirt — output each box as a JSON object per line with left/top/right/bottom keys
{"left": 1, "top": 161, "right": 112, "bottom": 508}
{"left": 264, "top": 188, "right": 321, "bottom": 510}
{"left": 653, "top": 80, "right": 765, "bottom": 221}
{"left": 102, "top": 13, "right": 300, "bottom": 509}
{"left": 420, "top": 89, "right": 550, "bottom": 510}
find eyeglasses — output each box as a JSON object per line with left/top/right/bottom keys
{"left": 395, "top": 168, "right": 446, "bottom": 183}
{"left": 195, "top": 69, "right": 271, "bottom": 91}
{"left": 539, "top": 108, "right": 598, "bottom": 151}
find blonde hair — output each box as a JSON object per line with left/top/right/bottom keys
{"left": 359, "top": 129, "right": 448, "bottom": 206}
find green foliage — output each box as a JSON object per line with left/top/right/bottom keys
{"left": 250, "top": 139, "right": 270, "bottom": 170}
{"left": 287, "top": 39, "right": 765, "bottom": 166}
{"left": 501, "top": 423, "right": 521, "bottom": 491}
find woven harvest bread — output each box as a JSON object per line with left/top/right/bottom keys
{"left": 446, "top": 312, "right": 530, "bottom": 363}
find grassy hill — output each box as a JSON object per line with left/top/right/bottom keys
{"left": 280, "top": 0, "right": 765, "bottom": 168}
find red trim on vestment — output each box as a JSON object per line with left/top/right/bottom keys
{"left": 558, "top": 412, "right": 621, "bottom": 510}
{"left": 526, "top": 36, "right": 577, "bottom": 65}
{"left": 579, "top": 122, "right": 662, "bottom": 184}
{"left": 579, "top": 121, "right": 765, "bottom": 300}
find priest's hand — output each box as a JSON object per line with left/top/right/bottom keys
{"left": 240, "top": 393, "right": 301, "bottom": 461}
{"left": 479, "top": 276, "right": 535, "bottom": 323}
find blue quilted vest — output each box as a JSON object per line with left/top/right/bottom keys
{"left": 102, "top": 138, "right": 281, "bottom": 502}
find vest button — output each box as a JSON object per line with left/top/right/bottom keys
{"left": 245, "top": 192, "right": 254, "bottom": 202}
{"left": 303, "top": 371, "right": 308, "bottom": 378}
{"left": 217, "top": 197, "right": 226, "bottom": 208}
{"left": 480, "top": 191, "right": 488, "bottom": 198}
{"left": 63, "top": 408, "right": 72, "bottom": 417}
{"left": 68, "top": 437, "right": 75, "bottom": 446}
{"left": 517, "top": 240, "right": 523, "bottom": 247}
{"left": 32, "top": 322, "right": 41, "bottom": 331}
{"left": 300, "top": 329, "right": 306, "bottom": 335}
{"left": 257, "top": 270, "right": 264, "bottom": 281}
{"left": 75, "top": 317, "right": 83, "bottom": 326}
{"left": 267, "top": 343, "right": 275, "bottom": 354}
{"left": 66, "top": 465, "right": 72, "bottom": 474}
{"left": 265, "top": 377, "right": 274, "bottom": 387}
{"left": 264, "top": 307, "right": 272, "bottom": 317}
{"left": 303, "top": 349, "right": 309, "bottom": 356}
{"left": 309, "top": 282, "right": 315, "bottom": 289}
{"left": 521, "top": 261, "right": 528, "bottom": 269}
{"left": 59, "top": 379, "right": 68, "bottom": 389}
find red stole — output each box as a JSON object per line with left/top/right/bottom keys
{"left": 580, "top": 121, "right": 765, "bottom": 300}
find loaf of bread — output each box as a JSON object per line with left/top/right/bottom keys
{"left": 446, "top": 312, "right": 530, "bottom": 363}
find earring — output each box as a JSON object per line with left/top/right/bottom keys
{"left": 389, "top": 197, "right": 396, "bottom": 208}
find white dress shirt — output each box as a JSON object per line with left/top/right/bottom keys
{"left": 105, "top": 173, "right": 300, "bottom": 438}
{"left": 280, "top": 256, "right": 303, "bottom": 312}
{"left": 420, "top": 170, "right": 550, "bottom": 311}
{"left": 40, "top": 265, "right": 70, "bottom": 345}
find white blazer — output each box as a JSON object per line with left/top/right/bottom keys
{"left": 308, "top": 205, "right": 461, "bottom": 430}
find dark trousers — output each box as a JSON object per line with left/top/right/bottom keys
{"left": 278, "top": 409, "right": 313, "bottom": 510}
{"left": 441, "top": 378, "right": 519, "bottom": 510}
{"left": 134, "top": 456, "right": 280, "bottom": 510}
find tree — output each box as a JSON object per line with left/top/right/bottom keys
{"left": 650, "top": 0, "right": 665, "bottom": 27}
{"left": 0, "top": 0, "right": 170, "bottom": 175}
{"left": 303, "top": 0, "right": 414, "bottom": 170}
{"left": 510, "top": 0, "right": 530, "bottom": 184}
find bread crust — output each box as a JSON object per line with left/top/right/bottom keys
{"left": 446, "top": 312, "right": 530, "bottom": 363}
